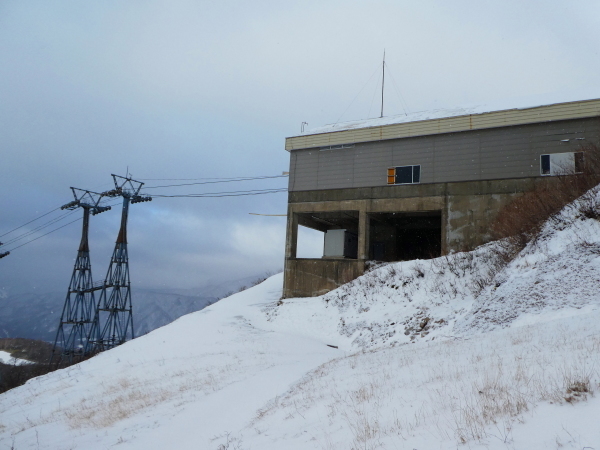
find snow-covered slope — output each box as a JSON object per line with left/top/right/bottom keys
{"left": 1, "top": 191, "right": 600, "bottom": 449}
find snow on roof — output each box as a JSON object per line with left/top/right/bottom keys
{"left": 297, "top": 94, "right": 600, "bottom": 137}
{"left": 305, "top": 105, "right": 484, "bottom": 135}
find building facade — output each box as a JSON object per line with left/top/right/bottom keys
{"left": 283, "top": 99, "right": 600, "bottom": 298}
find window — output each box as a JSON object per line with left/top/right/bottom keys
{"left": 320, "top": 143, "right": 355, "bottom": 151}
{"left": 387, "top": 165, "right": 421, "bottom": 185}
{"left": 540, "top": 152, "right": 584, "bottom": 176}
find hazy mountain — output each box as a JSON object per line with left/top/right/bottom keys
{"left": 0, "top": 275, "right": 267, "bottom": 343}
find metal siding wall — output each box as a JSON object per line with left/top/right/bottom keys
{"left": 317, "top": 149, "right": 355, "bottom": 190}
{"left": 353, "top": 143, "right": 392, "bottom": 188}
{"left": 432, "top": 133, "right": 481, "bottom": 183}
{"left": 290, "top": 149, "right": 319, "bottom": 191}
{"left": 288, "top": 118, "right": 600, "bottom": 191}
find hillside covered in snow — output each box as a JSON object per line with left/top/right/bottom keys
{"left": 1, "top": 189, "right": 600, "bottom": 449}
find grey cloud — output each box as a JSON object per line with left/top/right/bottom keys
{"left": 1, "top": 0, "right": 600, "bottom": 296}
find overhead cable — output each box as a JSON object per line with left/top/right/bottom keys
{"left": 3, "top": 201, "right": 121, "bottom": 253}
{"left": 150, "top": 188, "right": 288, "bottom": 198}
{"left": 3, "top": 217, "right": 82, "bottom": 253}
{"left": 0, "top": 206, "right": 63, "bottom": 239}
{"left": 144, "top": 174, "right": 288, "bottom": 189}
{"left": 1, "top": 209, "right": 79, "bottom": 247}
{"left": 140, "top": 174, "right": 288, "bottom": 181}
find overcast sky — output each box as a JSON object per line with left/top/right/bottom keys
{"left": 1, "top": 0, "right": 600, "bottom": 295}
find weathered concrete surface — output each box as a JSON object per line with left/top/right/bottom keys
{"left": 284, "top": 259, "right": 365, "bottom": 298}
{"left": 283, "top": 177, "right": 551, "bottom": 298}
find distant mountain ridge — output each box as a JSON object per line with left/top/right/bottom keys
{"left": 0, "top": 275, "right": 265, "bottom": 343}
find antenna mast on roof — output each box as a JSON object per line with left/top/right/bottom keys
{"left": 380, "top": 50, "right": 385, "bottom": 118}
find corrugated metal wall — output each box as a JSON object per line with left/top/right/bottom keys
{"left": 288, "top": 118, "right": 600, "bottom": 192}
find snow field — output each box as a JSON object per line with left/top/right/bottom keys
{"left": 242, "top": 311, "right": 600, "bottom": 449}
{"left": 1, "top": 187, "right": 600, "bottom": 449}
{"left": 0, "top": 277, "right": 338, "bottom": 449}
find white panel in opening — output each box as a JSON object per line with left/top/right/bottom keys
{"left": 540, "top": 152, "right": 583, "bottom": 175}
{"left": 323, "top": 229, "right": 358, "bottom": 258}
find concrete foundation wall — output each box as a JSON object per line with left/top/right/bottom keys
{"left": 283, "top": 177, "right": 545, "bottom": 298}
{"left": 284, "top": 259, "right": 365, "bottom": 298}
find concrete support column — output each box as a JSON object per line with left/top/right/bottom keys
{"left": 357, "top": 209, "right": 369, "bottom": 260}
{"left": 285, "top": 209, "right": 298, "bottom": 259}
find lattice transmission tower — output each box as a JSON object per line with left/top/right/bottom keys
{"left": 88, "top": 174, "right": 151, "bottom": 351}
{"left": 51, "top": 189, "right": 111, "bottom": 365}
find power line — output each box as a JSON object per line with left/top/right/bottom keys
{"left": 3, "top": 217, "right": 82, "bottom": 253}
{"left": 1, "top": 209, "right": 79, "bottom": 247}
{"left": 0, "top": 206, "right": 63, "bottom": 239}
{"left": 144, "top": 174, "right": 288, "bottom": 189}
{"left": 139, "top": 174, "right": 286, "bottom": 181}
{"left": 2, "top": 174, "right": 287, "bottom": 254}
{"left": 2, "top": 201, "right": 120, "bottom": 254}
{"left": 151, "top": 188, "right": 288, "bottom": 198}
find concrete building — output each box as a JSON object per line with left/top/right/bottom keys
{"left": 283, "top": 98, "right": 600, "bottom": 298}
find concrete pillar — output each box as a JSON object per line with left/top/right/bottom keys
{"left": 357, "top": 209, "right": 369, "bottom": 260}
{"left": 285, "top": 209, "right": 298, "bottom": 258}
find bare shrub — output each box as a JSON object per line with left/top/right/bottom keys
{"left": 491, "top": 143, "right": 600, "bottom": 245}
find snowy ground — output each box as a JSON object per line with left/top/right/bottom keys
{"left": 0, "top": 350, "right": 32, "bottom": 365}
{"left": 1, "top": 192, "right": 600, "bottom": 449}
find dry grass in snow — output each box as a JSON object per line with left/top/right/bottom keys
{"left": 244, "top": 315, "right": 600, "bottom": 449}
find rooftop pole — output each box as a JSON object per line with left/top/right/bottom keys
{"left": 380, "top": 50, "right": 385, "bottom": 118}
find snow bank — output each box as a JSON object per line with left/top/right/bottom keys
{"left": 268, "top": 187, "right": 600, "bottom": 350}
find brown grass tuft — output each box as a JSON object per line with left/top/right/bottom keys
{"left": 491, "top": 143, "right": 600, "bottom": 246}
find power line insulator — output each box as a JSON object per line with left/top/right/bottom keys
{"left": 131, "top": 195, "right": 152, "bottom": 204}
{"left": 0, "top": 251, "right": 9, "bottom": 259}
{"left": 61, "top": 200, "right": 79, "bottom": 210}
{"left": 91, "top": 205, "right": 111, "bottom": 216}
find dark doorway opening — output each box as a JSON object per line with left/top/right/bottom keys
{"left": 369, "top": 211, "right": 442, "bottom": 261}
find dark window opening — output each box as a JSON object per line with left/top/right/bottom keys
{"left": 412, "top": 165, "right": 421, "bottom": 183}
{"left": 575, "top": 152, "right": 584, "bottom": 173}
{"left": 541, "top": 154, "right": 550, "bottom": 175}
{"left": 388, "top": 165, "right": 422, "bottom": 185}
{"left": 369, "top": 211, "right": 442, "bottom": 262}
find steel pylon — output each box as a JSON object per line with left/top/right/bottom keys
{"left": 51, "top": 189, "right": 110, "bottom": 365}
{"left": 89, "top": 174, "right": 151, "bottom": 351}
